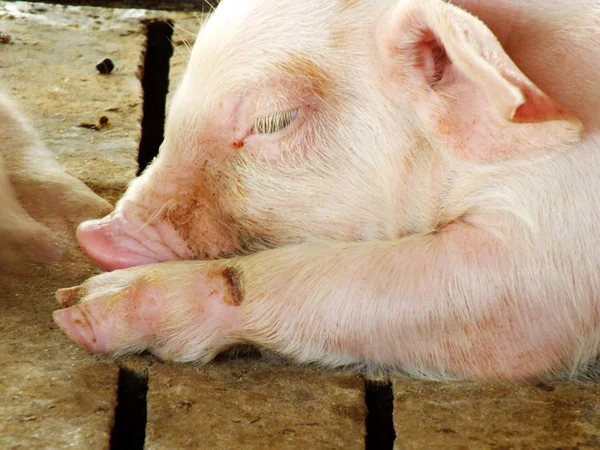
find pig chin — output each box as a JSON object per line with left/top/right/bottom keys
{"left": 76, "top": 208, "right": 195, "bottom": 271}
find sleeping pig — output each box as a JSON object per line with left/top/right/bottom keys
{"left": 53, "top": 0, "right": 600, "bottom": 380}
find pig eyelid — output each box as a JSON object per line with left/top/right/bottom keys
{"left": 250, "top": 109, "right": 299, "bottom": 135}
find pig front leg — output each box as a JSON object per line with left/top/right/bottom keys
{"left": 54, "top": 216, "right": 589, "bottom": 380}
{"left": 53, "top": 261, "right": 242, "bottom": 362}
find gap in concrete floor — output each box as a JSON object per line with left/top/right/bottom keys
{"left": 106, "top": 15, "right": 398, "bottom": 449}
{"left": 137, "top": 19, "right": 174, "bottom": 174}
{"left": 110, "top": 18, "right": 173, "bottom": 450}
{"left": 111, "top": 365, "right": 150, "bottom": 450}
{"left": 365, "top": 380, "right": 396, "bottom": 449}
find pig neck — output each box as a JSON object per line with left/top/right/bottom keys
{"left": 387, "top": 133, "right": 450, "bottom": 238}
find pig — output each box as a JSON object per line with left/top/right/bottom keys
{"left": 53, "top": 0, "right": 600, "bottom": 381}
{"left": 0, "top": 91, "right": 113, "bottom": 262}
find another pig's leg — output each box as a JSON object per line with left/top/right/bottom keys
{"left": 54, "top": 216, "right": 591, "bottom": 380}
{"left": 0, "top": 91, "right": 113, "bottom": 240}
{"left": 0, "top": 155, "right": 60, "bottom": 261}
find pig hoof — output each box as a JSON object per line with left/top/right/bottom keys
{"left": 53, "top": 307, "right": 111, "bottom": 354}
{"left": 56, "top": 286, "right": 81, "bottom": 308}
{"left": 53, "top": 263, "right": 240, "bottom": 360}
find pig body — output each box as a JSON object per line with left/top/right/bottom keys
{"left": 54, "top": 0, "right": 600, "bottom": 380}
{"left": 0, "top": 91, "right": 112, "bottom": 262}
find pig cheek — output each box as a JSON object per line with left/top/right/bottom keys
{"left": 158, "top": 160, "right": 236, "bottom": 260}
{"left": 167, "top": 195, "right": 241, "bottom": 260}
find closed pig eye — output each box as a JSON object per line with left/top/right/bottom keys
{"left": 251, "top": 109, "right": 299, "bottom": 134}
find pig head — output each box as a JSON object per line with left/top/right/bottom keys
{"left": 76, "top": 0, "right": 582, "bottom": 271}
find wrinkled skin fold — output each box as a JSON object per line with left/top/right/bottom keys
{"left": 54, "top": 0, "right": 600, "bottom": 381}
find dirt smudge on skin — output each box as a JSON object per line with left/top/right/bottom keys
{"left": 222, "top": 266, "right": 244, "bottom": 306}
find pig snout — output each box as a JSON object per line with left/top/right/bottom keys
{"left": 76, "top": 157, "right": 245, "bottom": 270}
{"left": 77, "top": 206, "right": 195, "bottom": 271}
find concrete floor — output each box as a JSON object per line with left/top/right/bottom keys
{"left": 0, "top": 2, "right": 599, "bottom": 449}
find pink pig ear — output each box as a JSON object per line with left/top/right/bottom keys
{"left": 378, "top": 0, "right": 583, "bottom": 162}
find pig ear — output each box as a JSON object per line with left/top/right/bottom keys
{"left": 378, "top": 0, "right": 583, "bottom": 162}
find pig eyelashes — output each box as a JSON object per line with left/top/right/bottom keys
{"left": 250, "top": 109, "right": 299, "bottom": 135}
